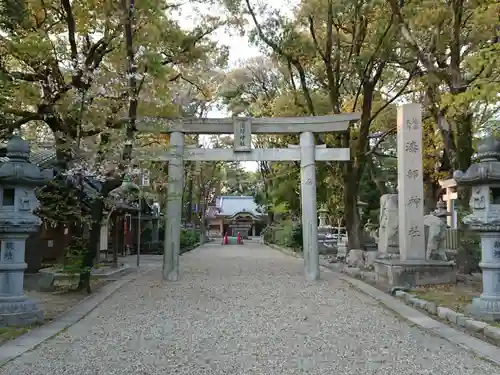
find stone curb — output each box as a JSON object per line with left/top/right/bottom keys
{"left": 266, "top": 243, "right": 303, "bottom": 258}
{"left": 265, "top": 243, "right": 500, "bottom": 366}
{"left": 0, "top": 267, "right": 157, "bottom": 367}
{"left": 391, "top": 290, "right": 500, "bottom": 345}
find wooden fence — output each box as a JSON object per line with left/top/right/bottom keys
{"left": 444, "top": 228, "right": 460, "bottom": 250}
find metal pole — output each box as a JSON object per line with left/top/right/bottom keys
{"left": 137, "top": 186, "right": 141, "bottom": 268}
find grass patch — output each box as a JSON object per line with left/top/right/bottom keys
{"left": 413, "top": 284, "right": 477, "bottom": 313}
{"left": 0, "top": 325, "right": 38, "bottom": 345}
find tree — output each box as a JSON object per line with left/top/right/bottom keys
{"left": 221, "top": 0, "right": 417, "bottom": 248}
{"left": 387, "top": 0, "right": 500, "bottom": 173}
{"left": 0, "top": 0, "right": 229, "bottom": 292}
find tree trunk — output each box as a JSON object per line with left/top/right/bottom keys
{"left": 423, "top": 179, "right": 439, "bottom": 214}
{"left": 77, "top": 180, "right": 120, "bottom": 293}
{"left": 200, "top": 217, "right": 208, "bottom": 244}
{"left": 267, "top": 211, "right": 274, "bottom": 225}
{"left": 77, "top": 196, "right": 104, "bottom": 293}
{"left": 455, "top": 112, "right": 474, "bottom": 207}
{"left": 344, "top": 169, "right": 362, "bottom": 250}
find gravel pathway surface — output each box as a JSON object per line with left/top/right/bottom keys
{"left": 2, "top": 243, "right": 499, "bottom": 374}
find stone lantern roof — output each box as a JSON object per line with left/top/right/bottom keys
{"left": 453, "top": 135, "right": 500, "bottom": 186}
{"left": 0, "top": 136, "right": 52, "bottom": 186}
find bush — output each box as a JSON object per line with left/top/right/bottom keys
{"left": 263, "top": 219, "right": 303, "bottom": 251}
{"left": 291, "top": 222, "right": 302, "bottom": 250}
{"left": 456, "top": 229, "right": 481, "bottom": 274}
{"left": 180, "top": 230, "right": 200, "bottom": 254}
{"left": 57, "top": 236, "right": 90, "bottom": 274}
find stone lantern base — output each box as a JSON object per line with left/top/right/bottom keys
{"left": 0, "top": 297, "right": 44, "bottom": 327}
{"left": 467, "top": 296, "right": 500, "bottom": 322}
{"left": 373, "top": 259, "right": 456, "bottom": 287}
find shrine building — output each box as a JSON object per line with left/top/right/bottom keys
{"left": 205, "top": 196, "right": 266, "bottom": 238}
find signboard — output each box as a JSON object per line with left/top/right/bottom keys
{"left": 233, "top": 117, "right": 252, "bottom": 152}
{"left": 229, "top": 223, "right": 252, "bottom": 229}
{"left": 141, "top": 170, "right": 150, "bottom": 186}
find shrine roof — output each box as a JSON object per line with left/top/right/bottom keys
{"left": 0, "top": 145, "right": 147, "bottom": 214}
{"left": 216, "top": 196, "right": 262, "bottom": 217}
{"left": 0, "top": 147, "right": 56, "bottom": 168}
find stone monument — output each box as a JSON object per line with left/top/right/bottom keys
{"left": 373, "top": 104, "right": 455, "bottom": 287}
{"left": 377, "top": 194, "right": 399, "bottom": 255}
{"left": 423, "top": 212, "right": 448, "bottom": 261}
{"left": 454, "top": 135, "right": 500, "bottom": 321}
{"left": 0, "top": 136, "right": 52, "bottom": 326}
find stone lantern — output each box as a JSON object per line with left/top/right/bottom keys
{"left": 0, "top": 136, "right": 52, "bottom": 326}
{"left": 433, "top": 199, "right": 450, "bottom": 225}
{"left": 318, "top": 206, "right": 328, "bottom": 228}
{"left": 357, "top": 200, "right": 368, "bottom": 219}
{"left": 454, "top": 135, "right": 500, "bottom": 321}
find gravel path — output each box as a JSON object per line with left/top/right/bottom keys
{"left": 2, "top": 243, "right": 499, "bottom": 374}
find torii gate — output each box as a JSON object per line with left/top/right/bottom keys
{"left": 135, "top": 113, "right": 360, "bottom": 281}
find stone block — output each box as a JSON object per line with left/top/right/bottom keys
{"left": 407, "top": 297, "right": 419, "bottom": 306}
{"left": 336, "top": 244, "right": 348, "bottom": 260}
{"left": 37, "top": 273, "right": 55, "bottom": 291}
{"left": 437, "top": 306, "right": 453, "bottom": 320}
{"left": 343, "top": 267, "right": 361, "bottom": 279}
{"left": 456, "top": 314, "right": 468, "bottom": 327}
{"left": 468, "top": 296, "right": 500, "bottom": 322}
{"left": 483, "top": 326, "right": 500, "bottom": 343}
{"left": 362, "top": 271, "right": 377, "bottom": 282}
{"left": 403, "top": 293, "right": 413, "bottom": 303}
{"left": 425, "top": 302, "right": 438, "bottom": 315}
{"left": 373, "top": 259, "right": 456, "bottom": 287}
{"left": 0, "top": 299, "right": 44, "bottom": 327}
{"left": 444, "top": 309, "right": 464, "bottom": 325}
{"left": 364, "top": 251, "right": 377, "bottom": 269}
{"left": 464, "top": 319, "right": 488, "bottom": 333}
{"left": 414, "top": 298, "right": 429, "bottom": 310}
{"left": 394, "top": 291, "right": 408, "bottom": 299}
{"left": 346, "top": 249, "right": 365, "bottom": 268}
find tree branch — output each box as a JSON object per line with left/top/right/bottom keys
{"left": 365, "top": 126, "right": 397, "bottom": 156}
{"left": 61, "top": 0, "right": 78, "bottom": 66}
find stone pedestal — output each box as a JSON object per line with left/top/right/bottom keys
{"left": 1, "top": 235, "right": 44, "bottom": 327}
{"left": 374, "top": 259, "right": 456, "bottom": 287}
{"left": 465, "top": 232, "right": 500, "bottom": 321}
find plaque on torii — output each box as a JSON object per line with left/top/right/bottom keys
{"left": 233, "top": 117, "right": 252, "bottom": 152}
{"left": 134, "top": 113, "right": 361, "bottom": 282}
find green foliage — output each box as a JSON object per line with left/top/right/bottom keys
{"left": 263, "top": 219, "right": 302, "bottom": 251}
{"left": 455, "top": 203, "right": 481, "bottom": 274}
{"left": 291, "top": 222, "right": 303, "bottom": 250}
{"left": 180, "top": 230, "right": 200, "bottom": 253}
{"left": 56, "top": 237, "right": 91, "bottom": 275}
{"left": 35, "top": 178, "right": 90, "bottom": 227}
{"left": 219, "top": 0, "right": 499, "bottom": 253}
{"left": 456, "top": 230, "right": 481, "bottom": 275}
